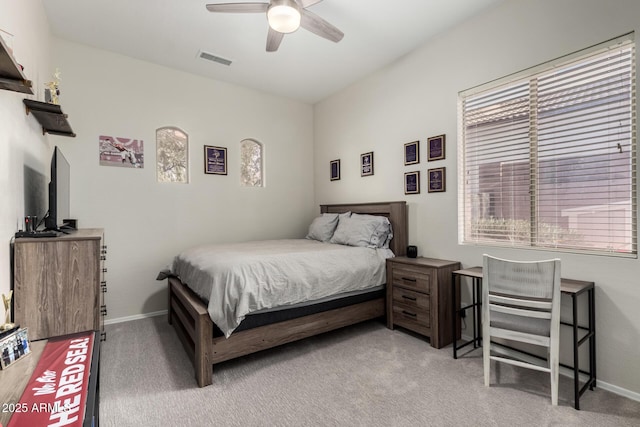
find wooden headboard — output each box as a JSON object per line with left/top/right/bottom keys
{"left": 319, "top": 201, "right": 408, "bottom": 256}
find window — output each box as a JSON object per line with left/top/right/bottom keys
{"left": 240, "top": 139, "right": 263, "bottom": 187}
{"left": 458, "top": 34, "right": 636, "bottom": 256}
{"left": 156, "top": 127, "right": 188, "bottom": 183}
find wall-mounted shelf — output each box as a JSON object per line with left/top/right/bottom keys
{"left": 23, "top": 99, "right": 76, "bottom": 137}
{"left": 0, "top": 35, "right": 33, "bottom": 94}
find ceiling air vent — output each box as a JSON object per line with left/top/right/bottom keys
{"left": 198, "top": 50, "right": 232, "bottom": 66}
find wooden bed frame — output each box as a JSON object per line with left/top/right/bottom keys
{"left": 167, "top": 201, "right": 408, "bottom": 387}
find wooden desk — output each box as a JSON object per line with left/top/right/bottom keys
{"left": 0, "top": 340, "right": 47, "bottom": 426}
{"left": 451, "top": 267, "right": 596, "bottom": 410}
{"left": 0, "top": 332, "right": 100, "bottom": 426}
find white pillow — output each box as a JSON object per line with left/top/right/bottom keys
{"left": 305, "top": 212, "right": 350, "bottom": 242}
{"left": 330, "top": 213, "right": 393, "bottom": 249}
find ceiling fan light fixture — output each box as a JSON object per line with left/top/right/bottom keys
{"left": 267, "top": 0, "right": 301, "bottom": 34}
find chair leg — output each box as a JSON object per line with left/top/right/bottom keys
{"left": 550, "top": 339, "right": 559, "bottom": 405}
{"left": 483, "top": 333, "right": 490, "bottom": 387}
{"left": 550, "top": 365, "right": 558, "bottom": 406}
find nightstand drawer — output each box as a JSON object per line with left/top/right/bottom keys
{"left": 392, "top": 302, "right": 430, "bottom": 335}
{"left": 391, "top": 266, "right": 431, "bottom": 293}
{"left": 392, "top": 287, "right": 429, "bottom": 312}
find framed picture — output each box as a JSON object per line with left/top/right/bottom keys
{"left": 428, "top": 167, "right": 446, "bottom": 192}
{"left": 0, "top": 328, "right": 30, "bottom": 370}
{"left": 330, "top": 159, "right": 341, "bottom": 181}
{"left": 427, "top": 134, "right": 446, "bottom": 161}
{"left": 99, "top": 135, "right": 144, "bottom": 168}
{"left": 404, "top": 171, "right": 420, "bottom": 194}
{"left": 361, "top": 152, "right": 374, "bottom": 177}
{"left": 404, "top": 141, "right": 420, "bottom": 165}
{"left": 204, "top": 145, "right": 227, "bottom": 175}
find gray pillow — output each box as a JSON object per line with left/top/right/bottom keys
{"left": 330, "top": 213, "right": 393, "bottom": 249}
{"left": 305, "top": 213, "right": 340, "bottom": 242}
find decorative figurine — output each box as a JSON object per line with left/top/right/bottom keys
{"left": 44, "top": 68, "right": 61, "bottom": 104}
{"left": 1, "top": 291, "right": 14, "bottom": 331}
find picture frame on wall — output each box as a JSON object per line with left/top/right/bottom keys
{"left": 404, "top": 141, "right": 420, "bottom": 165}
{"left": 427, "top": 134, "right": 446, "bottom": 161}
{"left": 99, "top": 135, "right": 144, "bottom": 168}
{"left": 428, "top": 167, "right": 446, "bottom": 192}
{"left": 361, "top": 152, "right": 374, "bottom": 176}
{"left": 404, "top": 171, "right": 420, "bottom": 194}
{"left": 330, "top": 159, "right": 341, "bottom": 181}
{"left": 204, "top": 145, "right": 227, "bottom": 175}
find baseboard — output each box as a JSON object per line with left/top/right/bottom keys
{"left": 103, "top": 310, "right": 168, "bottom": 325}
{"left": 596, "top": 379, "right": 640, "bottom": 402}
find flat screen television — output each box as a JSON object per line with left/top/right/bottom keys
{"left": 44, "top": 146, "right": 71, "bottom": 231}
{"left": 23, "top": 164, "right": 48, "bottom": 228}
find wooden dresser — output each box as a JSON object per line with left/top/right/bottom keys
{"left": 386, "top": 256, "right": 461, "bottom": 348}
{"left": 13, "top": 228, "right": 107, "bottom": 341}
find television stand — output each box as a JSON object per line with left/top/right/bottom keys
{"left": 13, "top": 228, "right": 106, "bottom": 341}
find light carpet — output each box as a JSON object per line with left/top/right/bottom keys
{"left": 99, "top": 316, "right": 640, "bottom": 426}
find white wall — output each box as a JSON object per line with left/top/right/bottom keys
{"left": 50, "top": 39, "right": 315, "bottom": 320}
{"left": 314, "top": 0, "right": 640, "bottom": 396}
{"left": 0, "top": 1, "right": 53, "bottom": 305}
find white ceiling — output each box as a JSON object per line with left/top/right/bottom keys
{"left": 42, "top": 0, "right": 502, "bottom": 104}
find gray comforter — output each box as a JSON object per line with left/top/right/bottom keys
{"left": 160, "top": 239, "right": 393, "bottom": 337}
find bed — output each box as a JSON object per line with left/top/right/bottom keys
{"left": 164, "top": 201, "right": 407, "bottom": 387}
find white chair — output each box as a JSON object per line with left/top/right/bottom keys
{"left": 482, "top": 254, "right": 561, "bottom": 405}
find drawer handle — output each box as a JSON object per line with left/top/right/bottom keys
{"left": 401, "top": 277, "right": 417, "bottom": 283}
{"left": 401, "top": 310, "right": 417, "bottom": 318}
{"left": 402, "top": 295, "right": 417, "bottom": 301}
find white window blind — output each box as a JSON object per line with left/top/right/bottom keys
{"left": 458, "top": 34, "right": 636, "bottom": 256}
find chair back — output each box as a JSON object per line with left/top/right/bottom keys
{"left": 484, "top": 255, "right": 558, "bottom": 298}
{"left": 483, "top": 255, "right": 560, "bottom": 341}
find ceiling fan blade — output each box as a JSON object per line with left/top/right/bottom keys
{"left": 266, "top": 28, "right": 285, "bottom": 52}
{"left": 206, "top": 3, "right": 269, "bottom": 13}
{"left": 297, "top": 0, "right": 323, "bottom": 7}
{"left": 300, "top": 9, "right": 343, "bottom": 43}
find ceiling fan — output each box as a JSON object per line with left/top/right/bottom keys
{"left": 206, "top": 0, "right": 344, "bottom": 52}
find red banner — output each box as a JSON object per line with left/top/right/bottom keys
{"left": 7, "top": 331, "right": 94, "bottom": 427}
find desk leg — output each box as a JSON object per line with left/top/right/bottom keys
{"left": 589, "top": 288, "right": 596, "bottom": 390}
{"left": 475, "top": 278, "right": 482, "bottom": 347}
{"left": 572, "top": 294, "right": 580, "bottom": 410}
{"left": 452, "top": 273, "right": 458, "bottom": 359}
{"left": 472, "top": 277, "right": 478, "bottom": 348}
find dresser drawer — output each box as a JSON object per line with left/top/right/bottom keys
{"left": 392, "top": 287, "right": 429, "bottom": 312}
{"left": 391, "top": 265, "right": 431, "bottom": 293}
{"left": 392, "top": 302, "right": 430, "bottom": 336}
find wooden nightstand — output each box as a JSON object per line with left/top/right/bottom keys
{"left": 386, "top": 256, "right": 461, "bottom": 348}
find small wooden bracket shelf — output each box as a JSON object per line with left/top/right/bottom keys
{"left": 0, "top": 35, "right": 33, "bottom": 94}
{"left": 23, "top": 99, "right": 76, "bottom": 137}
